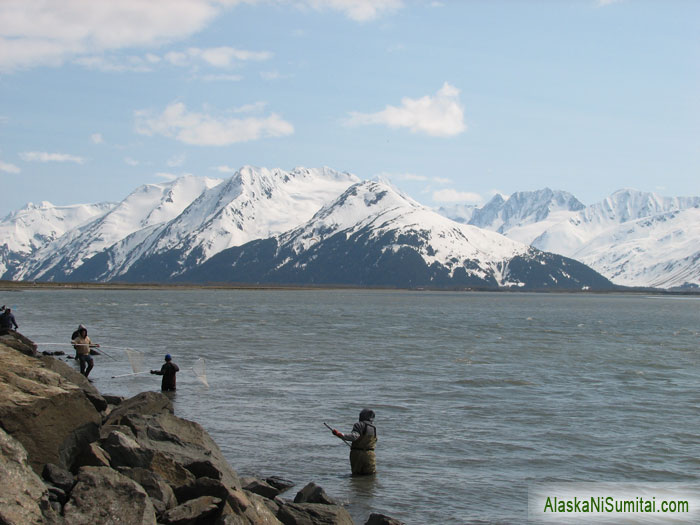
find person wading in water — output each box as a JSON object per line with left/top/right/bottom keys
{"left": 330, "top": 409, "right": 377, "bottom": 475}
{"left": 151, "top": 354, "right": 179, "bottom": 391}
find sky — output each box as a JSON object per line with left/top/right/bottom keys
{"left": 0, "top": 0, "right": 698, "bottom": 218}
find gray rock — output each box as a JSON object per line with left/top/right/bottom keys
{"left": 63, "top": 466, "right": 157, "bottom": 525}
{"left": 42, "top": 462, "right": 74, "bottom": 492}
{"left": 293, "top": 482, "right": 339, "bottom": 505}
{"left": 72, "top": 442, "right": 112, "bottom": 471}
{"left": 38, "top": 354, "right": 107, "bottom": 412}
{"left": 277, "top": 502, "right": 354, "bottom": 525}
{"left": 104, "top": 391, "right": 173, "bottom": 426}
{"left": 118, "top": 466, "right": 177, "bottom": 514}
{"left": 149, "top": 450, "right": 196, "bottom": 492}
{"left": 159, "top": 495, "right": 221, "bottom": 524}
{"left": 242, "top": 477, "right": 281, "bottom": 500}
{"left": 101, "top": 429, "right": 153, "bottom": 468}
{"left": 265, "top": 476, "right": 294, "bottom": 493}
{"left": 364, "top": 513, "right": 405, "bottom": 525}
{"left": 0, "top": 427, "right": 59, "bottom": 525}
{"left": 0, "top": 331, "right": 38, "bottom": 356}
{"left": 102, "top": 394, "right": 124, "bottom": 405}
{"left": 175, "top": 476, "right": 230, "bottom": 504}
{"left": 105, "top": 410, "right": 240, "bottom": 489}
{"left": 46, "top": 485, "right": 67, "bottom": 505}
{"left": 219, "top": 488, "right": 283, "bottom": 525}
{"left": 0, "top": 341, "right": 102, "bottom": 474}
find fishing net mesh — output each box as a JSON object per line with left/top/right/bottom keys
{"left": 125, "top": 348, "right": 144, "bottom": 374}
{"left": 192, "top": 358, "right": 209, "bottom": 387}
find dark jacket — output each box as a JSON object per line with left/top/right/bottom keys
{"left": 0, "top": 310, "right": 18, "bottom": 330}
{"left": 153, "top": 361, "right": 179, "bottom": 391}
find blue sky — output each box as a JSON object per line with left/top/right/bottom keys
{"left": 1, "top": 0, "right": 698, "bottom": 217}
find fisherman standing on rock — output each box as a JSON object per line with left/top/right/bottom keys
{"left": 330, "top": 409, "right": 377, "bottom": 475}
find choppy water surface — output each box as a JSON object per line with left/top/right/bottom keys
{"left": 8, "top": 289, "right": 700, "bottom": 523}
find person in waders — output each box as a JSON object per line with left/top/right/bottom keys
{"left": 71, "top": 326, "right": 99, "bottom": 378}
{"left": 151, "top": 354, "right": 179, "bottom": 391}
{"left": 331, "top": 409, "right": 377, "bottom": 475}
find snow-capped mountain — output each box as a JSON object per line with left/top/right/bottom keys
{"left": 439, "top": 188, "right": 700, "bottom": 289}
{"left": 0, "top": 201, "right": 115, "bottom": 278}
{"left": 63, "top": 166, "right": 360, "bottom": 282}
{"left": 178, "top": 181, "right": 613, "bottom": 290}
{"left": 12, "top": 175, "right": 222, "bottom": 281}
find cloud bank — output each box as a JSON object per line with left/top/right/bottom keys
{"left": 20, "top": 152, "right": 85, "bottom": 164}
{"left": 347, "top": 82, "right": 467, "bottom": 137}
{"left": 135, "top": 102, "right": 294, "bottom": 145}
{"left": 0, "top": 0, "right": 403, "bottom": 71}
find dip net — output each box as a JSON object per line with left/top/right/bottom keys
{"left": 192, "top": 358, "right": 209, "bottom": 387}
{"left": 125, "top": 348, "right": 144, "bottom": 374}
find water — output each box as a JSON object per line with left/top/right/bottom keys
{"left": 5, "top": 288, "right": 700, "bottom": 523}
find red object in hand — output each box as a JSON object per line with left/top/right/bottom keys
{"left": 332, "top": 429, "right": 343, "bottom": 437}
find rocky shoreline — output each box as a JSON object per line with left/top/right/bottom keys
{"left": 0, "top": 331, "right": 403, "bottom": 525}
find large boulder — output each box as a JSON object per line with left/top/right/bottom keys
{"left": 100, "top": 429, "right": 153, "bottom": 469}
{"left": 106, "top": 406, "right": 240, "bottom": 489}
{"left": 104, "top": 391, "right": 173, "bottom": 425}
{"left": 38, "top": 355, "right": 107, "bottom": 412}
{"left": 0, "top": 427, "right": 59, "bottom": 525}
{"left": 218, "top": 487, "right": 283, "bottom": 525}
{"left": 0, "top": 341, "right": 101, "bottom": 474}
{"left": 0, "top": 330, "right": 38, "bottom": 356}
{"left": 159, "top": 495, "right": 221, "bottom": 524}
{"left": 276, "top": 502, "right": 354, "bottom": 525}
{"left": 118, "top": 466, "right": 178, "bottom": 514}
{"left": 62, "top": 466, "right": 157, "bottom": 525}
{"left": 293, "top": 482, "right": 339, "bottom": 505}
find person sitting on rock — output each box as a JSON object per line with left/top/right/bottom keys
{"left": 151, "top": 354, "right": 180, "bottom": 391}
{"left": 0, "top": 305, "right": 19, "bottom": 335}
{"left": 331, "top": 409, "right": 377, "bottom": 475}
{"left": 71, "top": 326, "right": 99, "bottom": 378}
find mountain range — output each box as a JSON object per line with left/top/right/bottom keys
{"left": 1, "top": 166, "right": 697, "bottom": 290}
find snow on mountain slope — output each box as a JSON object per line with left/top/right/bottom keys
{"left": 468, "top": 188, "right": 585, "bottom": 233}
{"left": 285, "top": 180, "right": 530, "bottom": 271}
{"left": 182, "top": 180, "right": 613, "bottom": 290}
{"left": 15, "top": 175, "right": 221, "bottom": 280}
{"left": 99, "top": 166, "right": 360, "bottom": 281}
{"left": 0, "top": 201, "right": 114, "bottom": 277}
{"left": 439, "top": 187, "right": 700, "bottom": 289}
{"left": 573, "top": 207, "right": 700, "bottom": 289}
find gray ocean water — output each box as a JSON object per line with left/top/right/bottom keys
{"left": 5, "top": 288, "right": 700, "bottom": 524}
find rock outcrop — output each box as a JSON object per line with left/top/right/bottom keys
{"left": 0, "top": 332, "right": 404, "bottom": 524}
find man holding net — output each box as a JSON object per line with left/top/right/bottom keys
{"left": 151, "top": 354, "right": 179, "bottom": 391}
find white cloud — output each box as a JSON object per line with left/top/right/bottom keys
{"left": 164, "top": 46, "right": 272, "bottom": 68}
{"left": 135, "top": 102, "right": 294, "bottom": 145}
{"left": 0, "top": 0, "right": 227, "bottom": 71}
{"left": 20, "top": 151, "right": 85, "bottom": 164}
{"left": 304, "top": 0, "right": 403, "bottom": 21}
{"left": 0, "top": 160, "right": 21, "bottom": 173}
{"left": 347, "top": 82, "right": 467, "bottom": 137}
{"left": 155, "top": 172, "right": 180, "bottom": 181}
{"left": 211, "top": 165, "right": 238, "bottom": 173}
{"left": 90, "top": 133, "right": 104, "bottom": 144}
{"left": 596, "top": 0, "right": 623, "bottom": 5}
{"left": 124, "top": 157, "right": 140, "bottom": 166}
{"left": 377, "top": 171, "right": 452, "bottom": 184}
{"left": 432, "top": 188, "right": 483, "bottom": 204}
{"left": 1, "top": 1, "right": 404, "bottom": 71}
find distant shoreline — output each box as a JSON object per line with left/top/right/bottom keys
{"left": 1, "top": 279, "right": 698, "bottom": 296}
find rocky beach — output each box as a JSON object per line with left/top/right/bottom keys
{"left": 0, "top": 330, "right": 403, "bottom": 525}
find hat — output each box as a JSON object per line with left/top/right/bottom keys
{"left": 78, "top": 324, "right": 86, "bottom": 330}
{"left": 165, "top": 354, "right": 172, "bottom": 361}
